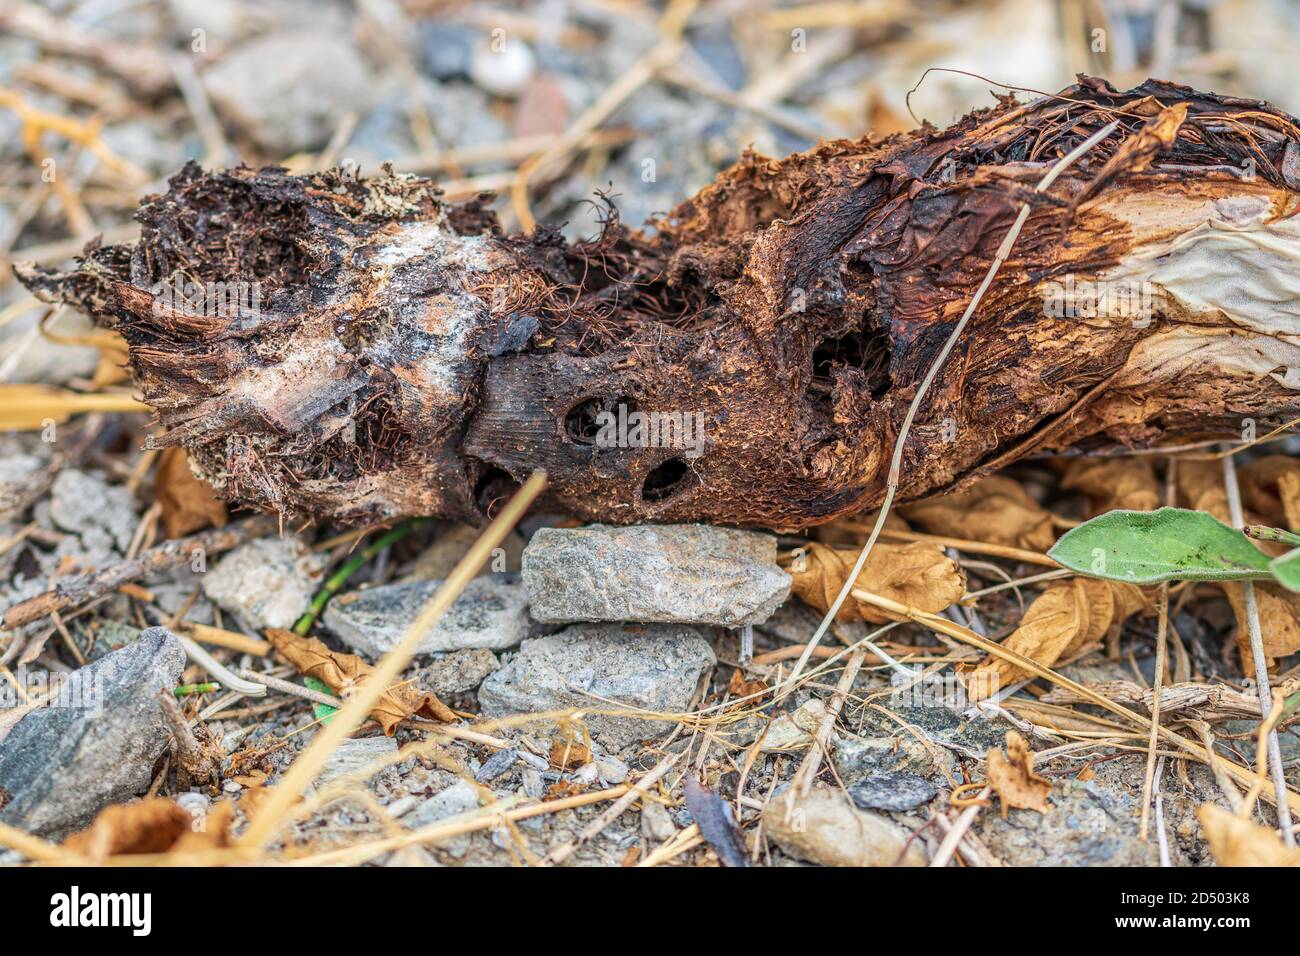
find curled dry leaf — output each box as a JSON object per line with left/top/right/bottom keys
{"left": 1060, "top": 457, "right": 1159, "bottom": 515}
{"left": 783, "top": 540, "right": 965, "bottom": 624}
{"left": 549, "top": 737, "right": 592, "bottom": 769}
{"left": 962, "top": 579, "right": 1148, "bottom": 700}
{"left": 264, "top": 628, "right": 455, "bottom": 734}
{"left": 64, "top": 798, "right": 233, "bottom": 861}
{"left": 986, "top": 730, "right": 1052, "bottom": 818}
{"left": 1197, "top": 803, "right": 1300, "bottom": 866}
{"left": 156, "top": 446, "right": 228, "bottom": 539}
{"left": 727, "top": 668, "right": 769, "bottom": 701}
{"left": 899, "top": 476, "right": 1055, "bottom": 551}
{"left": 1223, "top": 583, "right": 1300, "bottom": 663}
{"left": 1240, "top": 455, "right": 1300, "bottom": 532}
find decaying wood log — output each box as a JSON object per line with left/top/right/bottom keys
{"left": 15, "top": 78, "right": 1300, "bottom": 531}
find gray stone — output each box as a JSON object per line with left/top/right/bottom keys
{"left": 417, "top": 21, "right": 477, "bottom": 80}
{"left": 474, "top": 748, "right": 517, "bottom": 783}
{"left": 325, "top": 574, "right": 530, "bottom": 658}
{"left": 478, "top": 623, "right": 715, "bottom": 749}
{"left": 523, "top": 524, "right": 790, "bottom": 627}
{"left": 763, "top": 786, "right": 927, "bottom": 867}
{"left": 595, "top": 755, "right": 630, "bottom": 785}
{"left": 832, "top": 734, "right": 945, "bottom": 784}
{"left": 975, "top": 779, "right": 1167, "bottom": 866}
{"left": 0, "top": 310, "right": 99, "bottom": 386}
{"left": 204, "top": 32, "right": 376, "bottom": 155}
{"left": 420, "top": 648, "right": 500, "bottom": 696}
{"left": 403, "top": 779, "right": 481, "bottom": 828}
{"left": 202, "top": 534, "right": 326, "bottom": 630}
{"left": 759, "top": 699, "right": 826, "bottom": 752}
{"left": 847, "top": 772, "right": 938, "bottom": 812}
{"left": 403, "top": 779, "right": 482, "bottom": 857}
{"left": 641, "top": 799, "right": 677, "bottom": 842}
{"left": 317, "top": 737, "right": 398, "bottom": 786}
{"left": 49, "top": 469, "right": 137, "bottom": 555}
{"left": 0, "top": 627, "right": 185, "bottom": 836}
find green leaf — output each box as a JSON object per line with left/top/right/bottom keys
{"left": 1048, "top": 507, "right": 1274, "bottom": 584}
{"left": 1270, "top": 548, "right": 1300, "bottom": 592}
{"left": 304, "top": 675, "right": 339, "bottom": 724}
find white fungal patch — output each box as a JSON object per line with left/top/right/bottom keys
{"left": 1102, "top": 189, "right": 1300, "bottom": 338}
{"left": 366, "top": 217, "right": 493, "bottom": 413}
{"left": 1098, "top": 186, "right": 1300, "bottom": 390}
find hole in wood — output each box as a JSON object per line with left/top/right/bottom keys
{"left": 641, "top": 457, "right": 692, "bottom": 503}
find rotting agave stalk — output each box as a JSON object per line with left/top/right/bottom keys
{"left": 16, "top": 77, "right": 1300, "bottom": 531}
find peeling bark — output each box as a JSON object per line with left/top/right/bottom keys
{"left": 16, "top": 77, "right": 1300, "bottom": 531}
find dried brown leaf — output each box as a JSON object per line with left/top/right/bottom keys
{"left": 1240, "top": 455, "right": 1300, "bottom": 531}
{"left": 1175, "top": 459, "right": 1235, "bottom": 525}
{"left": 156, "top": 447, "right": 227, "bottom": 539}
{"left": 1060, "top": 457, "right": 1159, "bottom": 515}
{"left": 1224, "top": 582, "right": 1300, "bottom": 664}
{"left": 900, "top": 476, "right": 1055, "bottom": 551}
{"left": 784, "top": 540, "right": 965, "bottom": 624}
{"left": 728, "top": 668, "right": 769, "bottom": 700}
{"left": 986, "top": 731, "right": 1052, "bottom": 818}
{"left": 64, "top": 798, "right": 232, "bottom": 861}
{"left": 265, "top": 628, "right": 455, "bottom": 734}
{"left": 963, "top": 579, "right": 1147, "bottom": 699}
{"left": 1198, "top": 803, "right": 1300, "bottom": 866}
{"left": 549, "top": 737, "right": 592, "bottom": 769}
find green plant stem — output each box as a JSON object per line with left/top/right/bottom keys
{"left": 291, "top": 518, "right": 431, "bottom": 636}
{"left": 1244, "top": 524, "right": 1300, "bottom": 548}
{"left": 174, "top": 682, "right": 219, "bottom": 696}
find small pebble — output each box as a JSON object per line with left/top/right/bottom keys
{"left": 847, "top": 772, "right": 939, "bottom": 812}
{"left": 469, "top": 36, "right": 536, "bottom": 98}
{"left": 474, "top": 748, "right": 518, "bottom": 783}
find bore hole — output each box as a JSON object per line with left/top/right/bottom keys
{"left": 641, "top": 457, "right": 691, "bottom": 503}
{"left": 474, "top": 466, "right": 520, "bottom": 519}
{"left": 563, "top": 396, "right": 637, "bottom": 445}
{"left": 810, "top": 331, "right": 891, "bottom": 401}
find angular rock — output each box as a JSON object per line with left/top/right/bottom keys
{"left": 0, "top": 627, "right": 185, "bottom": 836}
{"left": 479, "top": 623, "right": 716, "bottom": 749}
{"left": 759, "top": 698, "right": 826, "bottom": 753}
{"left": 325, "top": 574, "right": 530, "bottom": 658}
{"left": 420, "top": 648, "right": 500, "bottom": 696}
{"left": 403, "top": 779, "right": 482, "bottom": 857}
{"left": 847, "top": 772, "right": 938, "bottom": 812}
{"left": 763, "top": 786, "right": 927, "bottom": 867}
{"left": 49, "top": 468, "right": 137, "bottom": 554}
{"left": 474, "top": 748, "right": 517, "bottom": 783}
{"left": 317, "top": 737, "right": 398, "bottom": 786}
{"left": 202, "top": 534, "right": 325, "bottom": 630}
{"left": 975, "top": 779, "right": 1167, "bottom": 866}
{"left": 641, "top": 799, "right": 677, "bottom": 842}
{"left": 833, "top": 734, "right": 946, "bottom": 784}
{"left": 523, "top": 525, "right": 790, "bottom": 627}
{"left": 204, "top": 32, "right": 376, "bottom": 155}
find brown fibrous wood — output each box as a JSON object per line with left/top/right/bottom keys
{"left": 16, "top": 77, "right": 1300, "bottom": 531}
